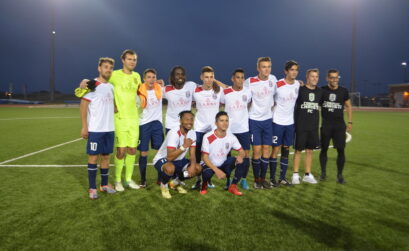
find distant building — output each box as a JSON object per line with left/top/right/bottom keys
{"left": 389, "top": 83, "right": 409, "bottom": 107}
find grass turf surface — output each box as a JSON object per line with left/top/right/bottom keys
{"left": 0, "top": 107, "right": 408, "bottom": 250}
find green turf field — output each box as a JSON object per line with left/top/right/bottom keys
{"left": 0, "top": 106, "right": 408, "bottom": 250}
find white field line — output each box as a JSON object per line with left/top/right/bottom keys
{"left": 0, "top": 138, "right": 83, "bottom": 165}
{"left": 0, "top": 116, "right": 78, "bottom": 121}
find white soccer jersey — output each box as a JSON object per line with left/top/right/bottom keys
{"left": 273, "top": 79, "right": 300, "bottom": 125}
{"left": 153, "top": 128, "right": 196, "bottom": 165}
{"left": 82, "top": 81, "right": 114, "bottom": 132}
{"left": 140, "top": 89, "right": 163, "bottom": 125}
{"left": 220, "top": 87, "right": 251, "bottom": 133}
{"left": 193, "top": 86, "right": 222, "bottom": 133}
{"left": 201, "top": 130, "right": 242, "bottom": 167}
{"left": 163, "top": 81, "right": 196, "bottom": 130}
{"left": 244, "top": 74, "right": 277, "bottom": 121}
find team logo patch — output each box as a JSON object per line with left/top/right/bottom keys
{"left": 186, "top": 91, "right": 190, "bottom": 98}
{"left": 269, "top": 81, "right": 273, "bottom": 87}
{"left": 242, "top": 95, "right": 247, "bottom": 102}
{"left": 212, "top": 93, "right": 217, "bottom": 100}
{"left": 309, "top": 93, "right": 315, "bottom": 102}
{"left": 329, "top": 93, "right": 336, "bottom": 102}
{"left": 225, "top": 142, "right": 230, "bottom": 150}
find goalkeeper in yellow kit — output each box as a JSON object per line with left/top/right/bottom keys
{"left": 77, "top": 49, "right": 142, "bottom": 191}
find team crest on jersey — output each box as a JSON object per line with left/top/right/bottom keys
{"left": 329, "top": 93, "right": 336, "bottom": 102}
{"left": 242, "top": 95, "right": 247, "bottom": 102}
{"left": 269, "top": 81, "right": 273, "bottom": 87}
{"left": 185, "top": 91, "right": 190, "bottom": 98}
{"left": 309, "top": 93, "right": 315, "bottom": 102}
{"left": 212, "top": 93, "right": 217, "bottom": 100}
{"left": 225, "top": 142, "right": 230, "bottom": 150}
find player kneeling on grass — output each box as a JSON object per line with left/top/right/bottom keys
{"left": 200, "top": 111, "right": 246, "bottom": 196}
{"left": 80, "top": 57, "right": 116, "bottom": 199}
{"left": 152, "top": 111, "right": 202, "bottom": 199}
{"left": 292, "top": 69, "right": 323, "bottom": 184}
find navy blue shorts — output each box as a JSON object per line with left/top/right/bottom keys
{"left": 137, "top": 120, "right": 164, "bottom": 152}
{"left": 154, "top": 158, "right": 190, "bottom": 174}
{"left": 249, "top": 119, "right": 273, "bottom": 146}
{"left": 272, "top": 123, "right": 295, "bottom": 147}
{"left": 234, "top": 132, "right": 251, "bottom": 150}
{"left": 87, "top": 131, "right": 114, "bottom": 155}
{"left": 201, "top": 157, "right": 236, "bottom": 179}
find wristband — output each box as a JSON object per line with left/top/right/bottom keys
{"left": 179, "top": 145, "right": 186, "bottom": 151}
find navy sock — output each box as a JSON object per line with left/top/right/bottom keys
{"left": 260, "top": 157, "right": 269, "bottom": 179}
{"left": 269, "top": 158, "right": 277, "bottom": 181}
{"left": 100, "top": 168, "right": 109, "bottom": 186}
{"left": 139, "top": 156, "right": 147, "bottom": 182}
{"left": 202, "top": 168, "right": 214, "bottom": 183}
{"left": 232, "top": 163, "right": 245, "bottom": 185}
{"left": 87, "top": 163, "right": 97, "bottom": 189}
{"left": 243, "top": 157, "right": 250, "bottom": 178}
{"left": 252, "top": 159, "right": 261, "bottom": 180}
{"left": 279, "top": 158, "right": 289, "bottom": 181}
{"left": 161, "top": 171, "right": 173, "bottom": 184}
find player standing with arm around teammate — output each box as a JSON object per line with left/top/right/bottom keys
{"left": 78, "top": 50, "right": 143, "bottom": 191}
{"left": 292, "top": 69, "right": 322, "bottom": 184}
{"left": 200, "top": 111, "right": 246, "bottom": 196}
{"left": 270, "top": 60, "right": 300, "bottom": 187}
{"left": 244, "top": 57, "right": 277, "bottom": 189}
{"left": 136, "top": 69, "right": 164, "bottom": 188}
{"left": 80, "top": 58, "right": 116, "bottom": 199}
{"left": 220, "top": 68, "right": 252, "bottom": 190}
{"left": 152, "top": 111, "right": 202, "bottom": 199}
{"left": 319, "top": 69, "right": 353, "bottom": 184}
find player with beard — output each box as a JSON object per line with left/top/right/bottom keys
{"left": 319, "top": 69, "right": 352, "bottom": 184}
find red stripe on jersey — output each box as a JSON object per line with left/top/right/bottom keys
{"left": 95, "top": 81, "right": 102, "bottom": 87}
{"left": 195, "top": 86, "right": 203, "bottom": 93}
{"left": 201, "top": 151, "right": 209, "bottom": 155}
{"left": 223, "top": 88, "right": 234, "bottom": 95}
{"left": 277, "top": 81, "right": 286, "bottom": 88}
{"left": 250, "top": 77, "right": 260, "bottom": 84}
{"left": 207, "top": 134, "right": 217, "bottom": 144}
{"left": 82, "top": 97, "right": 91, "bottom": 102}
{"left": 165, "top": 86, "right": 175, "bottom": 92}
{"left": 167, "top": 146, "right": 176, "bottom": 149}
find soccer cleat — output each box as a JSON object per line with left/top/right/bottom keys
{"left": 125, "top": 180, "right": 140, "bottom": 190}
{"left": 139, "top": 180, "right": 147, "bottom": 188}
{"left": 253, "top": 179, "right": 263, "bottom": 189}
{"left": 224, "top": 179, "right": 232, "bottom": 190}
{"left": 208, "top": 180, "right": 216, "bottom": 188}
{"left": 169, "top": 180, "right": 176, "bottom": 190}
{"left": 303, "top": 174, "right": 318, "bottom": 184}
{"left": 191, "top": 179, "right": 201, "bottom": 190}
{"left": 337, "top": 175, "right": 346, "bottom": 184}
{"left": 320, "top": 173, "right": 327, "bottom": 181}
{"left": 200, "top": 181, "right": 208, "bottom": 195}
{"left": 88, "top": 189, "right": 98, "bottom": 200}
{"left": 160, "top": 185, "right": 172, "bottom": 199}
{"left": 260, "top": 179, "right": 272, "bottom": 189}
{"left": 278, "top": 179, "right": 293, "bottom": 187}
{"left": 240, "top": 179, "right": 250, "bottom": 190}
{"left": 99, "top": 184, "right": 117, "bottom": 193}
{"left": 270, "top": 179, "right": 278, "bottom": 187}
{"left": 292, "top": 173, "right": 301, "bottom": 185}
{"left": 176, "top": 185, "right": 187, "bottom": 194}
{"left": 228, "top": 184, "right": 243, "bottom": 196}
{"left": 115, "top": 182, "right": 125, "bottom": 192}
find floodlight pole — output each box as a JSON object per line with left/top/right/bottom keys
{"left": 350, "top": 1, "right": 357, "bottom": 93}
{"left": 49, "top": 3, "right": 56, "bottom": 102}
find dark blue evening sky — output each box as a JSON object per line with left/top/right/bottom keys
{"left": 1, "top": 0, "right": 408, "bottom": 96}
